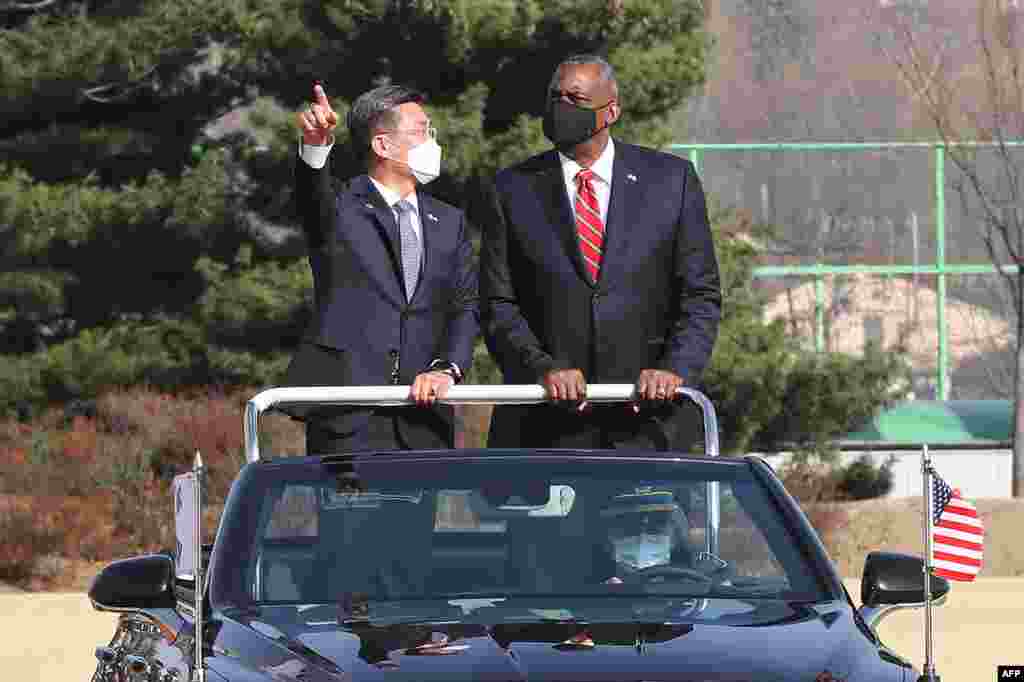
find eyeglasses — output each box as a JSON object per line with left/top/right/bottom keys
{"left": 548, "top": 90, "right": 614, "bottom": 111}
{"left": 382, "top": 125, "right": 437, "bottom": 142}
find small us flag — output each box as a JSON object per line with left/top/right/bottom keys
{"left": 930, "top": 470, "right": 984, "bottom": 581}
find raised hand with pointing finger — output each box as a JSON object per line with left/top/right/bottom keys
{"left": 297, "top": 83, "right": 339, "bottom": 146}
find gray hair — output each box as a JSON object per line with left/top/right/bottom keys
{"left": 548, "top": 54, "right": 619, "bottom": 100}
{"left": 347, "top": 84, "right": 426, "bottom": 160}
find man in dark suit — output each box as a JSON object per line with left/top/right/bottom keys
{"left": 286, "top": 83, "right": 478, "bottom": 453}
{"left": 480, "top": 55, "right": 721, "bottom": 450}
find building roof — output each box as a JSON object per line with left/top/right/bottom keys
{"left": 844, "top": 400, "right": 1012, "bottom": 444}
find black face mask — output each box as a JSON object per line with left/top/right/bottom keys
{"left": 543, "top": 99, "right": 612, "bottom": 151}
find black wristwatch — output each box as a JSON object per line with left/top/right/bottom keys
{"left": 427, "top": 359, "right": 463, "bottom": 384}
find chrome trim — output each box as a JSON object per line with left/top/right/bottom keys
{"left": 90, "top": 600, "right": 151, "bottom": 615}
{"left": 253, "top": 552, "right": 262, "bottom": 602}
{"left": 244, "top": 384, "right": 719, "bottom": 463}
{"left": 177, "top": 600, "right": 195, "bottom": 619}
{"left": 859, "top": 591, "right": 948, "bottom": 632}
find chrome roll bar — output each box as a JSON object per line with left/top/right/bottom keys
{"left": 244, "top": 384, "right": 718, "bottom": 462}
{"left": 243, "top": 384, "right": 720, "bottom": 554}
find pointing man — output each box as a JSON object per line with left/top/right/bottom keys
{"left": 285, "top": 83, "right": 478, "bottom": 453}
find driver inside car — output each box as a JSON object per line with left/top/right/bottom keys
{"left": 595, "top": 489, "right": 698, "bottom": 585}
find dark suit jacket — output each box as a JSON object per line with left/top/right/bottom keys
{"left": 283, "top": 154, "right": 478, "bottom": 448}
{"left": 480, "top": 140, "right": 721, "bottom": 449}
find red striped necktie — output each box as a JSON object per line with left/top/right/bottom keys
{"left": 574, "top": 168, "right": 604, "bottom": 282}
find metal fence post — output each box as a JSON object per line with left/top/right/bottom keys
{"left": 935, "top": 144, "right": 949, "bottom": 400}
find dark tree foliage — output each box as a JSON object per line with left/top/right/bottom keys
{"left": 0, "top": 0, "right": 904, "bottom": 455}
{"left": 0, "top": 0, "right": 706, "bottom": 414}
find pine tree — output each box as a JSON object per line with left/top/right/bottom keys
{"left": 0, "top": 1, "right": 903, "bottom": 455}
{"left": 0, "top": 0, "right": 708, "bottom": 414}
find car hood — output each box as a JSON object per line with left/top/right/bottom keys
{"left": 213, "top": 599, "right": 899, "bottom": 682}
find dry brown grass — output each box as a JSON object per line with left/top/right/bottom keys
{"left": 827, "top": 497, "right": 1024, "bottom": 577}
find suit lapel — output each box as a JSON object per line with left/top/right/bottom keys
{"left": 533, "top": 152, "right": 593, "bottom": 286}
{"left": 598, "top": 144, "right": 636, "bottom": 287}
{"left": 351, "top": 176, "right": 407, "bottom": 300}
{"left": 412, "top": 194, "right": 441, "bottom": 304}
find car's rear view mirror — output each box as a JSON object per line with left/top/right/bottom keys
{"left": 321, "top": 488, "right": 425, "bottom": 510}
{"left": 469, "top": 484, "right": 576, "bottom": 518}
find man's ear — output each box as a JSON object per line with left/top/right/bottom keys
{"left": 606, "top": 100, "right": 621, "bottom": 126}
{"left": 370, "top": 133, "right": 391, "bottom": 160}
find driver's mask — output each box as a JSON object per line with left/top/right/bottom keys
{"left": 611, "top": 532, "right": 673, "bottom": 571}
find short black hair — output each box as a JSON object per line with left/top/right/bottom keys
{"left": 347, "top": 84, "right": 426, "bottom": 161}
{"left": 549, "top": 54, "right": 619, "bottom": 100}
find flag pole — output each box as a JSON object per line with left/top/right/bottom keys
{"left": 193, "top": 451, "right": 206, "bottom": 682}
{"left": 918, "top": 444, "right": 940, "bottom": 682}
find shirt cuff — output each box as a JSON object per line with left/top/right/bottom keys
{"left": 298, "top": 137, "right": 334, "bottom": 169}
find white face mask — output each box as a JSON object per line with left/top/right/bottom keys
{"left": 400, "top": 137, "right": 442, "bottom": 185}
{"left": 611, "top": 533, "right": 673, "bottom": 571}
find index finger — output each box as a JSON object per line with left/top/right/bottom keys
{"left": 313, "top": 82, "right": 330, "bottom": 107}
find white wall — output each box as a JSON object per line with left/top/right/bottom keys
{"left": 758, "top": 448, "right": 1013, "bottom": 499}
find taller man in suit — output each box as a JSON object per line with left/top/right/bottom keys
{"left": 285, "top": 83, "right": 478, "bottom": 453}
{"left": 480, "top": 55, "right": 721, "bottom": 450}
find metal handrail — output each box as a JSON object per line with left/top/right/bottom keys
{"left": 244, "top": 384, "right": 719, "bottom": 463}
{"left": 243, "top": 384, "right": 721, "bottom": 555}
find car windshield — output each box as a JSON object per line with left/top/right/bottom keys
{"left": 208, "top": 454, "right": 832, "bottom": 620}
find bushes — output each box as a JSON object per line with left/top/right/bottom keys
{"left": 0, "top": 386, "right": 305, "bottom": 587}
{"left": 837, "top": 454, "right": 895, "bottom": 500}
{"left": 778, "top": 453, "right": 895, "bottom": 504}
{"left": 775, "top": 449, "right": 895, "bottom": 557}
{"left": 0, "top": 501, "right": 62, "bottom": 583}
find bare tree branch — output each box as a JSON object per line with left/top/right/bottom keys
{"left": 884, "top": 0, "right": 1024, "bottom": 494}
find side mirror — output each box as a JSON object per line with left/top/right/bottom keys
{"left": 89, "top": 554, "right": 176, "bottom": 612}
{"left": 858, "top": 551, "right": 950, "bottom": 631}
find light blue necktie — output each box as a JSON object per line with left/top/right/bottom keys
{"left": 395, "top": 199, "right": 421, "bottom": 301}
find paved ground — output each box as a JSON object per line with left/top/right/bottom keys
{"left": 2, "top": 580, "right": 1020, "bottom": 681}
{"left": 841, "top": 577, "right": 1024, "bottom": 681}
{"left": 1, "top": 592, "right": 118, "bottom": 682}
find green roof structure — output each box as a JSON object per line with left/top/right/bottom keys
{"left": 844, "top": 400, "right": 1012, "bottom": 444}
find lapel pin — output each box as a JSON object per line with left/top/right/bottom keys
{"left": 427, "top": 213, "right": 439, "bottom": 222}
{"left": 627, "top": 173, "right": 638, "bottom": 182}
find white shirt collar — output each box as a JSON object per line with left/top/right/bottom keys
{"left": 558, "top": 137, "right": 615, "bottom": 186}
{"left": 369, "top": 177, "right": 419, "bottom": 213}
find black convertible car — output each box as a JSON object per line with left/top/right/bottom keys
{"left": 88, "top": 386, "right": 948, "bottom": 682}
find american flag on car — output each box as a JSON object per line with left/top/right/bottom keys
{"left": 930, "top": 471, "right": 984, "bottom": 582}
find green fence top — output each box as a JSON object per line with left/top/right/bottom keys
{"left": 844, "top": 400, "right": 1012, "bottom": 444}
